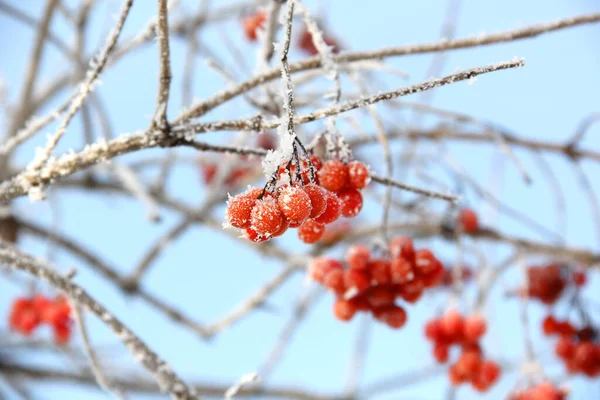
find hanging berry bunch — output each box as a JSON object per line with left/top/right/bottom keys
{"left": 9, "top": 295, "right": 73, "bottom": 345}
{"left": 308, "top": 236, "right": 444, "bottom": 329}
{"left": 508, "top": 381, "right": 568, "bottom": 400}
{"left": 424, "top": 310, "right": 502, "bottom": 392}
{"left": 225, "top": 151, "right": 370, "bottom": 244}
{"left": 542, "top": 315, "right": 599, "bottom": 378}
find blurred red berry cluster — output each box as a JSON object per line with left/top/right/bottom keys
{"left": 225, "top": 155, "right": 370, "bottom": 244}
{"left": 242, "top": 11, "right": 266, "bottom": 41}
{"left": 542, "top": 315, "right": 599, "bottom": 378}
{"left": 524, "top": 263, "right": 586, "bottom": 305}
{"left": 508, "top": 381, "right": 568, "bottom": 400}
{"left": 298, "top": 29, "right": 341, "bottom": 55}
{"left": 9, "top": 295, "right": 72, "bottom": 345}
{"left": 308, "top": 237, "right": 444, "bottom": 329}
{"left": 425, "top": 310, "right": 501, "bottom": 392}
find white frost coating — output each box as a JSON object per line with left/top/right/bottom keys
{"left": 225, "top": 372, "right": 260, "bottom": 399}
{"left": 468, "top": 77, "right": 477, "bottom": 85}
{"left": 295, "top": 2, "right": 341, "bottom": 102}
{"left": 27, "top": 185, "right": 46, "bottom": 202}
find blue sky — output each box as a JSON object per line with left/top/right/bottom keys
{"left": 1, "top": 0, "right": 599, "bottom": 399}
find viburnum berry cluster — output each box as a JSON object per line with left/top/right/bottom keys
{"left": 308, "top": 237, "right": 444, "bottom": 328}
{"left": 425, "top": 310, "right": 502, "bottom": 392}
{"left": 508, "top": 381, "right": 568, "bottom": 400}
{"left": 225, "top": 155, "right": 370, "bottom": 244}
{"left": 542, "top": 315, "right": 599, "bottom": 378}
{"left": 9, "top": 295, "right": 72, "bottom": 345}
{"left": 523, "top": 263, "right": 586, "bottom": 305}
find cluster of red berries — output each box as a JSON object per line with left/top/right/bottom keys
{"left": 508, "top": 382, "right": 568, "bottom": 400}
{"left": 9, "top": 295, "right": 72, "bottom": 345}
{"left": 225, "top": 156, "right": 369, "bottom": 244}
{"left": 0, "top": 215, "right": 19, "bottom": 243}
{"left": 542, "top": 315, "right": 599, "bottom": 378}
{"left": 308, "top": 237, "right": 444, "bottom": 328}
{"left": 425, "top": 310, "right": 501, "bottom": 392}
{"left": 457, "top": 208, "right": 479, "bottom": 233}
{"left": 524, "top": 264, "right": 587, "bottom": 305}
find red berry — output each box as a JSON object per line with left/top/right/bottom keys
{"left": 226, "top": 189, "right": 259, "bottom": 229}
{"left": 458, "top": 208, "right": 479, "bottom": 233}
{"left": 308, "top": 155, "right": 323, "bottom": 171}
{"left": 308, "top": 257, "right": 343, "bottom": 283}
{"left": 572, "top": 270, "right": 587, "bottom": 286}
{"left": 479, "top": 361, "right": 501, "bottom": 385}
{"left": 441, "top": 309, "right": 464, "bottom": 340}
{"left": 425, "top": 319, "right": 444, "bottom": 342}
{"left": 414, "top": 249, "right": 439, "bottom": 275}
{"left": 344, "top": 269, "right": 371, "bottom": 295}
{"left": 375, "top": 305, "right": 407, "bottom": 329}
{"left": 244, "top": 227, "right": 268, "bottom": 243}
{"left": 347, "top": 161, "right": 370, "bottom": 189}
{"left": 313, "top": 191, "right": 341, "bottom": 224}
{"left": 277, "top": 186, "right": 312, "bottom": 224}
{"left": 366, "top": 286, "right": 396, "bottom": 308}
{"left": 298, "top": 219, "right": 325, "bottom": 244}
{"left": 542, "top": 315, "right": 559, "bottom": 335}
{"left": 369, "top": 258, "right": 391, "bottom": 285}
{"left": 390, "top": 257, "right": 415, "bottom": 284}
{"left": 333, "top": 299, "right": 357, "bottom": 321}
{"left": 271, "top": 218, "right": 290, "bottom": 238}
{"left": 243, "top": 11, "right": 266, "bottom": 41}
{"left": 389, "top": 236, "right": 415, "bottom": 261}
{"left": 318, "top": 160, "right": 348, "bottom": 192}
{"left": 251, "top": 197, "right": 283, "bottom": 237}
{"left": 303, "top": 184, "right": 327, "bottom": 218}
{"left": 455, "top": 350, "right": 481, "bottom": 377}
{"left": 323, "top": 268, "right": 345, "bottom": 295}
{"left": 433, "top": 343, "right": 450, "bottom": 363}
{"left": 346, "top": 245, "right": 370, "bottom": 270}
{"left": 338, "top": 189, "right": 363, "bottom": 218}
{"left": 53, "top": 322, "right": 71, "bottom": 345}
{"left": 398, "top": 280, "right": 424, "bottom": 303}
{"left": 257, "top": 133, "right": 276, "bottom": 150}
{"left": 555, "top": 336, "right": 575, "bottom": 359}
{"left": 449, "top": 364, "right": 467, "bottom": 386}
{"left": 463, "top": 315, "right": 487, "bottom": 342}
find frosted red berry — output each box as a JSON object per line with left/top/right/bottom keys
{"left": 303, "top": 184, "right": 327, "bottom": 219}
{"left": 441, "top": 309, "right": 464, "bottom": 340}
{"left": 347, "top": 161, "right": 370, "bottom": 189}
{"left": 338, "top": 189, "right": 363, "bottom": 218}
{"left": 309, "top": 257, "right": 343, "bottom": 283}
{"left": 346, "top": 245, "right": 371, "bottom": 270}
{"left": 414, "top": 249, "right": 438, "bottom": 275}
{"left": 277, "top": 186, "right": 312, "bottom": 224}
{"left": 250, "top": 197, "right": 283, "bottom": 237}
{"left": 389, "top": 236, "right": 415, "bottom": 260}
{"left": 375, "top": 305, "right": 407, "bottom": 329}
{"left": 314, "top": 191, "right": 341, "bottom": 224}
{"left": 298, "top": 219, "right": 325, "bottom": 244}
{"left": 226, "top": 189, "right": 258, "bottom": 229}
{"left": 318, "top": 160, "right": 348, "bottom": 192}
{"left": 344, "top": 269, "right": 370, "bottom": 295}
